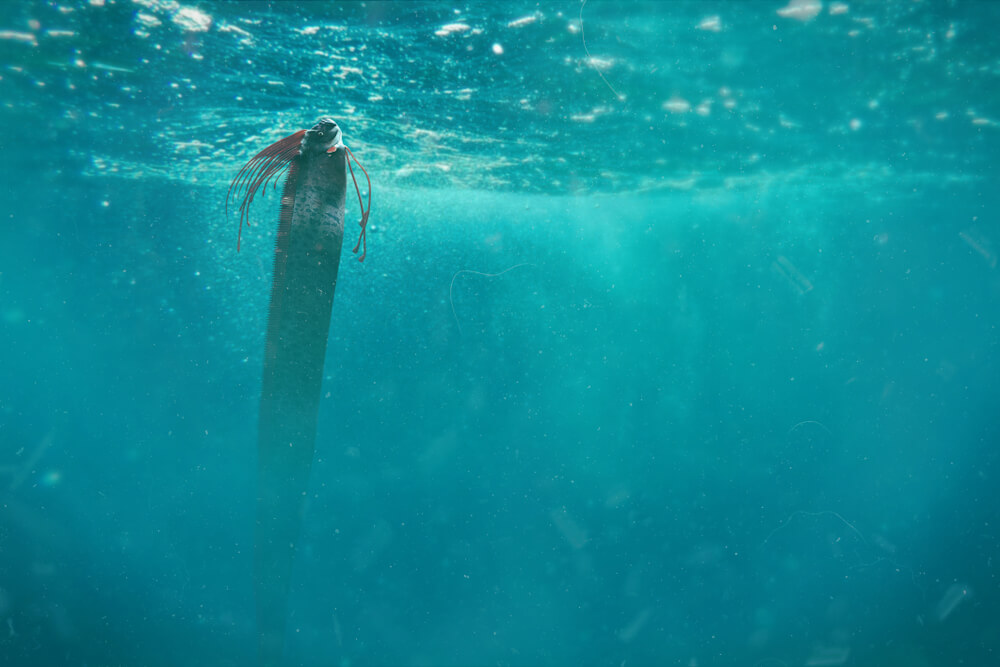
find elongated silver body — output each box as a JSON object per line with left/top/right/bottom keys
{"left": 254, "top": 120, "right": 346, "bottom": 667}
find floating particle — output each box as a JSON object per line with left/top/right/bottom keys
{"left": 936, "top": 583, "right": 972, "bottom": 622}
{"left": 172, "top": 6, "right": 212, "bottom": 33}
{"left": 507, "top": 13, "right": 539, "bottom": 29}
{"left": 772, "top": 255, "right": 813, "bottom": 295}
{"left": 697, "top": 16, "right": 721, "bottom": 32}
{"left": 663, "top": 97, "right": 691, "bottom": 113}
{"left": 777, "top": 0, "right": 823, "bottom": 22}
{"left": 435, "top": 23, "right": 470, "bottom": 37}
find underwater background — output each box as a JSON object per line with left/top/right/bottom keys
{"left": 1, "top": 0, "right": 998, "bottom": 665}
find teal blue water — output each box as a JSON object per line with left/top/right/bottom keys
{"left": 1, "top": 1, "right": 998, "bottom": 665}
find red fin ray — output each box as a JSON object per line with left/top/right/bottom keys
{"left": 344, "top": 145, "right": 371, "bottom": 262}
{"left": 226, "top": 129, "right": 306, "bottom": 252}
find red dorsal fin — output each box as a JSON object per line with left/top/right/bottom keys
{"left": 226, "top": 129, "right": 306, "bottom": 252}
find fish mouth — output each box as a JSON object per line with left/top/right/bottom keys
{"left": 303, "top": 117, "right": 342, "bottom": 152}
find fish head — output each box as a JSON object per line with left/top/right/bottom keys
{"left": 302, "top": 117, "right": 344, "bottom": 154}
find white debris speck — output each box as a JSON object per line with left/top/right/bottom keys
{"left": 829, "top": 2, "right": 848, "bottom": 15}
{"left": 136, "top": 12, "right": 161, "bottom": 28}
{"left": 663, "top": 97, "right": 691, "bottom": 113}
{"left": 172, "top": 6, "right": 212, "bottom": 33}
{"left": 335, "top": 66, "right": 363, "bottom": 80}
{"left": 45, "top": 29, "right": 76, "bottom": 38}
{"left": 394, "top": 163, "right": 451, "bottom": 178}
{"left": 697, "top": 16, "right": 721, "bottom": 32}
{"left": 300, "top": 26, "right": 320, "bottom": 35}
{"left": 435, "top": 23, "right": 470, "bottom": 37}
{"left": 92, "top": 62, "right": 134, "bottom": 72}
{"left": 0, "top": 31, "right": 37, "bottom": 45}
{"left": 849, "top": 118, "right": 862, "bottom": 131}
{"left": 936, "top": 583, "right": 972, "bottom": 622}
{"left": 409, "top": 128, "right": 442, "bottom": 142}
{"left": 585, "top": 56, "right": 613, "bottom": 71}
{"left": 507, "top": 13, "right": 540, "bottom": 28}
{"left": 934, "top": 111, "right": 948, "bottom": 120}
{"left": 218, "top": 22, "right": 251, "bottom": 38}
{"left": 492, "top": 43, "right": 503, "bottom": 55}
{"left": 777, "top": 0, "right": 823, "bottom": 22}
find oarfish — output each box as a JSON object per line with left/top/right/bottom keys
{"left": 226, "top": 117, "right": 370, "bottom": 667}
